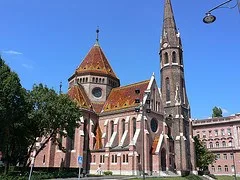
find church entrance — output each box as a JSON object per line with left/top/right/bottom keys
{"left": 161, "top": 148, "right": 166, "bottom": 171}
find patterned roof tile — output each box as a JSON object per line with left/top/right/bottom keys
{"left": 102, "top": 80, "right": 150, "bottom": 113}
{"left": 76, "top": 44, "right": 118, "bottom": 79}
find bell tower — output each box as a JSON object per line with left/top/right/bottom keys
{"left": 160, "top": 0, "right": 195, "bottom": 174}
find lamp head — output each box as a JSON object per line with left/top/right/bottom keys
{"left": 203, "top": 12, "right": 216, "bottom": 24}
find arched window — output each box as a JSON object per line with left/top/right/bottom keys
{"left": 110, "top": 120, "right": 114, "bottom": 136}
{"left": 166, "top": 77, "right": 170, "bottom": 102}
{"left": 164, "top": 52, "right": 169, "bottom": 64}
{"left": 212, "top": 166, "right": 215, "bottom": 172}
{"left": 209, "top": 142, "right": 213, "bottom": 148}
{"left": 172, "top": 51, "right": 176, "bottom": 63}
{"left": 218, "top": 165, "right": 221, "bottom": 172}
{"left": 132, "top": 118, "right": 136, "bottom": 137}
{"left": 222, "top": 141, "right": 226, "bottom": 147}
{"left": 228, "top": 141, "right": 232, "bottom": 147}
{"left": 122, "top": 119, "right": 125, "bottom": 136}
{"left": 216, "top": 142, "right": 219, "bottom": 148}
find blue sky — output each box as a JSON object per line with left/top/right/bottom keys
{"left": 0, "top": 0, "right": 239, "bottom": 119}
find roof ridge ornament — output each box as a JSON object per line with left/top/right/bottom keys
{"left": 94, "top": 27, "right": 100, "bottom": 46}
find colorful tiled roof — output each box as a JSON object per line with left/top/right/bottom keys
{"left": 102, "top": 80, "right": 150, "bottom": 113}
{"left": 68, "top": 84, "right": 92, "bottom": 111}
{"left": 92, "top": 102, "right": 105, "bottom": 114}
{"left": 76, "top": 44, "right": 118, "bottom": 79}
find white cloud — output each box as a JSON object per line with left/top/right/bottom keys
{"left": 3, "top": 50, "right": 23, "bottom": 55}
{"left": 22, "top": 63, "right": 33, "bottom": 69}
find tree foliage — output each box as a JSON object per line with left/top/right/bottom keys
{"left": 0, "top": 57, "right": 82, "bottom": 171}
{"left": 194, "top": 136, "right": 216, "bottom": 170}
{"left": 25, "top": 84, "right": 82, "bottom": 166}
{"left": 212, "top": 106, "right": 222, "bottom": 117}
{"left": 0, "top": 58, "right": 28, "bottom": 173}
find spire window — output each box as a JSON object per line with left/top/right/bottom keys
{"left": 166, "top": 77, "right": 170, "bottom": 102}
{"left": 172, "top": 51, "right": 177, "bottom": 63}
{"left": 164, "top": 52, "right": 169, "bottom": 64}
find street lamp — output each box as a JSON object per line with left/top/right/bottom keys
{"left": 203, "top": 0, "right": 238, "bottom": 23}
{"left": 135, "top": 89, "right": 151, "bottom": 180}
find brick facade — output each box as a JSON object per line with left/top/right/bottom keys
{"left": 34, "top": 0, "right": 196, "bottom": 176}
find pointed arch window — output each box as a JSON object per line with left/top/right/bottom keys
{"left": 110, "top": 120, "right": 114, "bottom": 136}
{"left": 164, "top": 52, "right": 169, "bottom": 64}
{"left": 166, "top": 77, "right": 170, "bottom": 102}
{"left": 132, "top": 118, "right": 136, "bottom": 138}
{"left": 122, "top": 119, "right": 125, "bottom": 136}
{"left": 172, "top": 51, "right": 177, "bottom": 63}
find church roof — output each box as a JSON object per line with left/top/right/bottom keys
{"left": 75, "top": 44, "right": 118, "bottom": 80}
{"left": 68, "top": 84, "right": 92, "bottom": 111}
{"left": 102, "top": 80, "right": 150, "bottom": 113}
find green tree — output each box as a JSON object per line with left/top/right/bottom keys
{"left": 24, "top": 84, "right": 81, "bottom": 166}
{"left": 0, "top": 57, "right": 28, "bottom": 174}
{"left": 212, "top": 106, "right": 223, "bottom": 117}
{"left": 194, "top": 136, "right": 216, "bottom": 171}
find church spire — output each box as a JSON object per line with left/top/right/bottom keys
{"left": 161, "top": 0, "right": 181, "bottom": 48}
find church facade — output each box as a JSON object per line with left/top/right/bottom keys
{"left": 35, "top": 0, "right": 196, "bottom": 176}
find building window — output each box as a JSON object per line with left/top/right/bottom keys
{"left": 172, "top": 51, "right": 176, "bottom": 63}
{"left": 209, "top": 142, "right": 213, "bottom": 148}
{"left": 91, "top": 155, "right": 96, "bottom": 163}
{"left": 202, "top": 131, "right": 206, "bottom": 138}
{"left": 223, "top": 154, "right": 227, "bottom": 160}
{"left": 111, "top": 154, "right": 117, "bottom": 163}
{"left": 227, "top": 128, "right": 232, "bottom": 136}
{"left": 43, "top": 155, "right": 45, "bottom": 164}
{"left": 221, "top": 129, "right": 225, "bottom": 136}
{"left": 228, "top": 141, "right": 232, "bottom": 147}
{"left": 164, "top": 52, "right": 169, "bottom": 64}
{"left": 110, "top": 120, "right": 114, "bottom": 136}
{"left": 123, "top": 154, "right": 128, "bottom": 163}
{"left": 218, "top": 165, "right": 222, "bottom": 172}
{"left": 224, "top": 165, "right": 228, "bottom": 172}
{"left": 212, "top": 166, "right": 215, "bottom": 172}
{"left": 209, "top": 130, "right": 212, "bottom": 137}
{"left": 100, "top": 155, "right": 104, "bottom": 163}
{"left": 214, "top": 129, "right": 218, "bottom": 137}
{"left": 69, "top": 135, "right": 75, "bottom": 150}
{"left": 196, "top": 131, "right": 200, "bottom": 138}
{"left": 138, "top": 155, "right": 141, "bottom": 163}
{"left": 132, "top": 118, "right": 136, "bottom": 138}
{"left": 230, "top": 153, "right": 233, "bottom": 159}
{"left": 166, "top": 77, "right": 170, "bottom": 102}
{"left": 216, "top": 154, "right": 220, "bottom": 160}
{"left": 222, "top": 141, "right": 226, "bottom": 147}
{"left": 231, "top": 165, "right": 235, "bottom": 172}
{"left": 216, "top": 142, "right": 219, "bottom": 148}
{"left": 122, "top": 119, "right": 125, "bottom": 136}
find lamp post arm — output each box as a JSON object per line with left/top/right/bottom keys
{"left": 207, "top": 0, "right": 232, "bottom": 13}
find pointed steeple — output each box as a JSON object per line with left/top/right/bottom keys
{"left": 161, "top": 0, "right": 181, "bottom": 48}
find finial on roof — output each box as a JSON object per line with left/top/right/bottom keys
{"left": 59, "top": 81, "right": 62, "bottom": 94}
{"left": 152, "top": 72, "right": 155, "bottom": 77}
{"left": 95, "top": 27, "right": 100, "bottom": 46}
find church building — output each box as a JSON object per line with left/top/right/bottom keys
{"left": 35, "top": 0, "right": 196, "bottom": 176}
